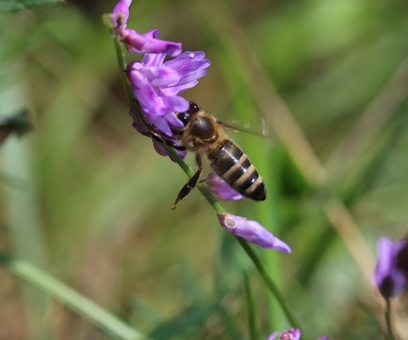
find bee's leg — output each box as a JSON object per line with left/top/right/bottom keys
{"left": 150, "top": 132, "right": 186, "bottom": 151}
{"left": 171, "top": 154, "right": 203, "bottom": 210}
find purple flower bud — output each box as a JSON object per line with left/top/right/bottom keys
{"left": 111, "top": 0, "right": 182, "bottom": 56}
{"left": 200, "top": 173, "right": 244, "bottom": 201}
{"left": 373, "top": 237, "right": 408, "bottom": 299}
{"left": 218, "top": 213, "right": 291, "bottom": 252}
{"left": 111, "top": 0, "right": 131, "bottom": 30}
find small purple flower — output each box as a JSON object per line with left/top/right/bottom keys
{"left": 373, "top": 237, "right": 408, "bottom": 299}
{"left": 268, "top": 328, "right": 301, "bottom": 340}
{"left": 200, "top": 173, "right": 244, "bottom": 201}
{"left": 268, "top": 329, "right": 329, "bottom": 340}
{"left": 218, "top": 213, "right": 291, "bottom": 252}
{"left": 111, "top": 0, "right": 181, "bottom": 56}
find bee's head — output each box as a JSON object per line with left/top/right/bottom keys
{"left": 177, "top": 101, "right": 200, "bottom": 126}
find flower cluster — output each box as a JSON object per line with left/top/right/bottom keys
{"left": 268, "top": 328, "right": 329, "bottom": 340}
{"left": 373, "top": 237, "right": 408, "bottom": 299}
{"left": 111, "top": 0, "right": 210, "bottom": 159}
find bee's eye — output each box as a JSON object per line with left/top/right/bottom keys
{"left": 177, "top": 112, "right": 191, "bottom": 126}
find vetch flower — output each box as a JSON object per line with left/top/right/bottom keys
{"left": 373, "top": 237, "right": 408, "bottom": 299}
{"left": 110, "top": 0, "right": 210, "bottom": 159}
{"left": 111, "top": 0, "right": 181, "bottom": 56}
{"left": 200, "top": 173, "right": 244, "bottom": 201}
{"left": 268, "top": 328, "right": 301, "bottom": 340}
{"left": 268, "top": 328, "right": 329, "bottom": 340}
{"left": 127, "top": 51, "right": 210, "bottom": 137}
{"left": 218, "top": 213, "right": 291, "bottom": 252}
{"left": 127, "top": 51, "right": 210, "bottom": 158}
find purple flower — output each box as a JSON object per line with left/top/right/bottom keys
{"left": 373, "top": 237, "right": 408, "bottom": 299}
{"left": 268, "top": 328, "right": 301, "bottom": 340}
{"left": 268, "top": 329, "right": 329, "bottom": 340}
{"left": 218, "top": 213, "right": 291, "bottom": 252}
{"left": 127, "top": 51, "right": 210, "bottom": 137}
{"left": 200, "top": 173, "right": 244, "bottom": 201}
{"left": 110, "top": 0, "right": 210, "bottom": 159}
{"left": 111, "top": 0, "right": 181, "bottom": 56}
{"left": 127, "top": 51, "right": 210, "bottom": 159}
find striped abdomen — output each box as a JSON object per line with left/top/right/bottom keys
{"left": 208, "top": 140, "right": 266, "bottom": 201}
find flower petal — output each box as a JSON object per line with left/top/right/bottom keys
{"left": 120, "top": 28, "right": 182, "bottom": 56}
{"left": 218, "top": 213, "right": 291, "bottom": 252}
{"left": 268, "top": 331, "right": 279, "bottom": 340}
{"left": 268, "top": 328, "right": 301, "bottom": 340}
{"left": 141, "top": 52, "right": 166, "bottom": 67}
{"left": 200, "top": 173, "right": 243, "bottom": 201}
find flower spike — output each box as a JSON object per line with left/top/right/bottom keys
{"left": 110, "top": 0, "right": 210, "bottom": 159}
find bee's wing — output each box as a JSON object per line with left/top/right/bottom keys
{"left": 217, "top": 118, "right": 272, "bottom": 139}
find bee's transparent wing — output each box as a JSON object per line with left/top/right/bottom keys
{"left": 218, "top": 117, "right": 272, "bottom": 139}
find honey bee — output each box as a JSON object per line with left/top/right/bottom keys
{"left": 166, "top": 101, "right": 267, "bottom": 210}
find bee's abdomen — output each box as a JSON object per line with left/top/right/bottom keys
{"left": 209, "top": 140, "right": 266, "bottom": 201}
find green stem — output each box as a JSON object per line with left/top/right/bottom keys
{"left": 385, "top": 299, "right": 395, "bottom": 340}
{"left": 0, "top": 251, "right": 147, "bottom": 340}
{"left": 244, "top": 271, "right": 260, "bottom": 340}
{"left": 237, "top": 238, "right": 301, "bottom": 329}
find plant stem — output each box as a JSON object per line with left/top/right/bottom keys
{"left": 237, "top": 238, "right": 301, "bottom": 329}
{"left": 244, "top": 271, "right": 261, "bottom": 340}
{"left": 385, "top": 299, "right": 395, "bottom": 340}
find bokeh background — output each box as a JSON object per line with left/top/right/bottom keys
{"left": 1, "top": 0, "right": 408, "bottom": 339}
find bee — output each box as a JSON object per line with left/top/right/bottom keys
{"left": 166, "top": 101, "right": 266, "bottom": 210}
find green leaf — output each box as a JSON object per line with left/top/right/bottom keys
{"left": 0, "top": 0, "right": 61, "bottom": 13}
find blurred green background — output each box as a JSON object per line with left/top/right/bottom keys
{"left": 1, "top": 0, "right": 408, "bottom": 339}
